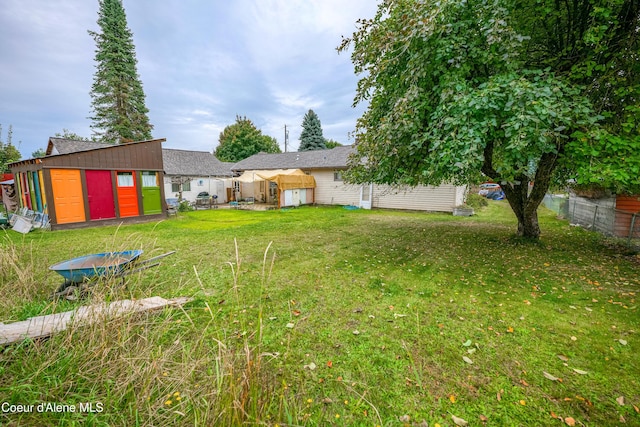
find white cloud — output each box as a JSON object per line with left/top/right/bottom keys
{"left": 0, "top": 0, "right": 377, "bottom": 157}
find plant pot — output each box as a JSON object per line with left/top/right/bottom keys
{"left": 453, "top": 207, "right": 474, "bottom": 217}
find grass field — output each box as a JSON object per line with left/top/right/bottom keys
{"left": 1, "top": 201, "right": 639, "bottom": 426}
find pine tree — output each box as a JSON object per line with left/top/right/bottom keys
{"left": 298, "top": 110, "right": 326, "bottom": 151}
{"left": 89, "top": 0, "right": 153, "bottom": 143}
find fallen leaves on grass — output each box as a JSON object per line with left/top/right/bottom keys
{"left": 619, "top": 339, "right": 628, "bottom": 345}
{"left": 451, "top": 414, "right": 468, "bottom": 426}
{"left": 463, "top": 356, "right": 473, "bottom": 364}
{"left": 543, "top": 371, "right": 560, "bottom": 381}
{"left": 616, "top": 396, "right": 625, "bottom": 406}
{"left": 572, "top": 368, "right": 588, "bottom": 375}
{"left": 557, "top": 354, "right": 569, "bottom": 362}
{"left": 564, "top": 416, "right": 576, "bottom": 426}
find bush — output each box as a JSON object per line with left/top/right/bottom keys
{"left": 178, "top": 200, "right": 193, "bottom": 212}
{"left": 466, "top": 193, "right": 489, "bottom": 209}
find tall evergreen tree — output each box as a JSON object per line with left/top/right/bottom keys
{"left": 298, "top": 110, "right": 326, "bottom": 151}
{"left": 89, "top": 0, "right": 153, "bottom": 143}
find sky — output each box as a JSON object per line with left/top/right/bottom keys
{"left": 0, "top": 0, "right": 378, "bottom": 159}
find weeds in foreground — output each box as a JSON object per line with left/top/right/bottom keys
{"left": 1, "top": 205, "right": 639, "bottom": 426}
{"left": 1, "top": 238, "right": 297, "bottom": 426}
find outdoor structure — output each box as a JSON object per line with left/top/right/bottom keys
{"left": 162, "top": 149, "right": 234, "bottom": 203}
{"left": 232, "top": 146, "right": 467, "bottom": 212}
{"left": 567, "top": 193, "right": 640, "bottom": 240}
{"left": 234, "top": 169, "right": 316, "bottom": 208}
{"left": 9, "top": 138, "right": 167, "bottom": 230}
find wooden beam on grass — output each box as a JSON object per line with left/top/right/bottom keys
{"left": 0, "top": 296, "right": 192, "bottom": 346}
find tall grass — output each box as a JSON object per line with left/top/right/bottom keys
{"left": 1, "top": 204, "right": 639, "bottom": 426}
{"left": 0, "top": 235, "right": 299, "bottom": 426}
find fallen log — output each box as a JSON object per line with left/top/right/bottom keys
{"left": 0, "top": 296, "right": 192, "bottom": 346}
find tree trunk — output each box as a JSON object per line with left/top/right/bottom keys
{"left": 482, "top": 148, "right": 559, "bottom": 240}
{"left": 500, "top": 178, "right": 543, "bottom": 239}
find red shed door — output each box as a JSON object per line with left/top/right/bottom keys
{"left": 86, "top": 170, "right": 115, "bottom": 220}
{"left": 116, "top": 171, "right": 139, "bottom": 217}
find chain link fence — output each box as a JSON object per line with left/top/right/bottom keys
{"left": 543, "top": 194, "right": 640, "bottom": 249}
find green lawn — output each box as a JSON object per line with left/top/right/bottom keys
{"left": 1, "top": 202, "right": 638, "bottom": 426}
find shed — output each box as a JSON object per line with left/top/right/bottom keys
{"left": 568, "top": 193, "right": 640, "bottom": 239}
{"left": 9, "top": 138, "right": 167, "bottom": 230}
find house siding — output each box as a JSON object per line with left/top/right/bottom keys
{"left": 310, "top": 170, "right": 464, "bottom": 212}
{"left": 164, "top": 176, "right": 230, "bottom": 203}
{"left": 311, "top": 170, "right": 362, "bottom": 206}
{"left": 373, "top": 184, "right": 464, "bottom": 212}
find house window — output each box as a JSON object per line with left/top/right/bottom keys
{"left": 142, "top": 171, "right": 159, "bottom": 187}
{"left": 333, "top": 171, "right": 343, "bottom": 181}
{"left": 172, "top": 181, "right": 191, "bottom": 192}
{"left": 117, "top": 172, "right": 134, "bottom": 187}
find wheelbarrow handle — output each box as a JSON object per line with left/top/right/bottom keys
{"left": 135, "top": 250, "right": 176, "bottom": 266}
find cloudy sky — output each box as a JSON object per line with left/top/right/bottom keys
{"left": 0, "top": 0, "right": 378, "bottom": 159}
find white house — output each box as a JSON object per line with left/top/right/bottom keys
{"left": 231, "top": 146, "right": 467, "bottom": 212}
{"left": 162, "top": 149, "right": 234, "bottom": 203}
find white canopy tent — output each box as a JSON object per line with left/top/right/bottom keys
{"left": 233, "top": 169, "right": 316, "bottom": 207}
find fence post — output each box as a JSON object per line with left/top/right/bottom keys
{"left": 629, "top": 213, "right": 637, "bottom": 247}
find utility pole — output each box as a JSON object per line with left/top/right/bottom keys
{"left": 284, "top": 125, "right": 289, "bottom": 152}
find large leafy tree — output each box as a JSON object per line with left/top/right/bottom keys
{"left": 89, "top": 0, "right": 153, "bottom": 143}
{"left": 299, "top": 110, "right": 327, "bottom": 151}
{"left": 340, "top": 0, "right": 639, "bottom": 239}
{"left": 215, "top": 115, "right": 281, "bottom": 162}
{"left": 0, "top": 124, "right": 22, "bottom": 173}
{"left": 325, "top": 139, "right": 343, "bottom": 149}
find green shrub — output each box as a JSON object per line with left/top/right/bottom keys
{"left": 178, "top": 200, "right": 193, "bottom": 212}
{"left": 465, "top": 193, "right": 489, "bottom": 209}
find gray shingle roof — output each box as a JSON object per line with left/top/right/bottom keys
{"left": 231, "top": 145, "right": 355, "bottom": 171}
{"left": 46, "top": 138, "right": 111, "bottom": 155}
{"left": 162, "top": 149, "right": 234, "bottom": 177}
